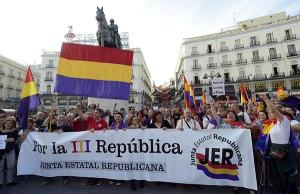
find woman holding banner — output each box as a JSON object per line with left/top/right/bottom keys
{"left": 0, "top": 117, "right": 18, "bottom": 188}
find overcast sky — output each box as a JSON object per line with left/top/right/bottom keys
{"left": 0, "top": 0, "right": 299, "bottom": 85}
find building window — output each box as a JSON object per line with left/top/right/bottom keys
{"left": 220, "top": 41, "right": 228, "bottom": 51}
{"left": 208, "top": 57, "right": 214, "bottom": 63}
{"left": 285, "top": 29, "right": 292, "bottom": 39}
{"left": 287, "top": 44, "right": 296, "bottom": 55}
{"left": 224, "top": 72, "right": 230, "bottom": 81}
{"left": 48, "top": 60, "right": 54, "bottom": 67}
{"left": 194, "top": 76, "right": 200, "bottom": 84}
{"left": 252, "top": 50, "right": 259, "bottom": 60}
{"left": 207, "top": 44, "right": 213, "bottom": 53}
{"left": 46, "top": 85, "right": 51, "bottom": 93}
{"left": 266, "top": 33, "right": 274, "bottom": 43}
{"left": 250, "top": 36, "right": 259, "bottom": 46}
{"left": 46, "top": 72, "right": 53, "bottom": 79}
{"left": 269, "top": 48, "right": 277, "bottom": 58}
{"left": 255, "top": 66, "right": 262, "bottom": 75}
{"left": 193, "top": 59, "right": 198, "bottom": 68}
{"left": 222, "top": 55, "right": 228, "bottom": 62}
{"left": 273, "top": 65, "right": 279, "bottom": 76}
{"left": 191, "top": 47, "right": 198, "bottom": 55}
{"left": 9, "top": 69, "right": 14, "bottom": 77}
{"left": 292, "top": 64, "right": 298, "bottom": 74}
{"left": 239, "top": 68, "right": 245, "bottom": 78}
{"left": 237, "top": 53, "right": 243, "bottom": 60}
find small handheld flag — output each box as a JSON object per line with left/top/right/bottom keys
{"left": 183, "top": 76, "right": 191, "bottom": 109}
{"left": 240, "top": 81, "right": 248, "bottom": 104}
{"left": 17, "top": 67, "right": 41, "bottom": 130}
{"left": 189, "top": 82, "right": 197, "bottom": 113}
{"left": 202, "top": 89, "right": 207, "bottom": 105}
{"left": 276, "top": 87, "right": 288, "bottom": 100}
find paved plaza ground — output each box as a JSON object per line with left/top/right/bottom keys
{"left": 2, "top": 176, "right": 251, "bottom": 194}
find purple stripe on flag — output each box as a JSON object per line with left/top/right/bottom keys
{"left": 55, "top": 74, "right": 130, "bottom": 100}
{"left": 18, "top": 94, "right": 40, "bottom": 130}
{"left": 197, "top": 164, "right": 239, "bottom": 181}
{"left": 18, "top": 94, "right": 41, "bottom": 111}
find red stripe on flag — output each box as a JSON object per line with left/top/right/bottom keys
{"left": 60, "top": 42, "right": 133, "bottom": 66}
{"left": 24, "top": 67, "right": 34, "bottom": 83}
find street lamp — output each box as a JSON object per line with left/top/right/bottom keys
{"left": 203, "top": 73, "right": 222, "bottom": 79}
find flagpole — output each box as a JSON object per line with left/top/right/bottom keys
{"left": 48, "top": 94, "right": 56, "bottom": 132}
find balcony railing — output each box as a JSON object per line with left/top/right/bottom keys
{"left": 192, "top": 81, "right": 201, "bottom": 86}
{"left": 253, "top": 74, "right": 267, "bottom": 80}
{"left": 206, "top": 49, "right": 215, "bottom": 54}
{"left": 238, "top": 76, "right": 250, "bottom": 81}
{"left": 207, "top": 63, "right": 217, "bottom": 68}
{"left": 287, "top": 51, "right": 300, "bottom": 57}
{"left": 234, "top": 44, "right": 244, "bottom": 49}
{"left": 58, "top": 101, "right": 67, "bottom": 106}
{"left": 7, "top": 85, "right": 13, "bottom": 89}
{"left": 0, "top": 70, "right": 5, "bottom": 75}
{"left": 236, "top": 59, "right": 247, "bottom": 65}
{"left": 192, "top": 66, "right": 201, "bottom": 70}
{"left": 250, "top": 41, "right": 260, "bottom": 47}
{"left": 290, "top": 71, "right": 300, "bottom": 76}
{"left": 268, "top": 53, "right": 282, "bottom": 60}
{"left": 271, "top": 72, "right": 285, "bottom": 78}
{"left": 266, "top": 38, "right": 277, "bottom": 44}
{"left": 220, "top": 46, "right": 229, "bottom": 52}
{"left": 284, "top": 34, "right": 296, "bottom": 41}
{"left": 0, "top": 83, "right": 3, "bottom": 87}
{"left": 17, "top": 76, "right": 23, "bottom": 81}
{"left": 191, "top": 51, "right": 199, "bottom": 56}
{"left": 44, "top": 77, "right": 54, "bottom": 81}
{"left": 221, "top": 61, "right": 232, "bottom": 67}
{"left": 252, "top": 57, "right": 264, "bottom": 63}
{"left": 46, "top": 65, "right": 55, "bottom": 68}
{"left": 16, "top": 88, "right": 21, "bottom": 91}
{"left": 8, "top": 74, "right": 15, "bottom": 78}
{"left": 225, "top": 77, "right": 234, "bottom": 83}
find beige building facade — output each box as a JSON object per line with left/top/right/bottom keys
{"left": 0, "top": 54, "right": 40, "bottom": 109}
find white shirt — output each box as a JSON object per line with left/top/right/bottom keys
{"left": 270, "top": 116, "right": 291, "bottom": 144}
{"left": 237, "top": 112, "right": 251, "bottom": 124}
{"left": 202, "top": 117, "right": 210, "bottom": 129}
{"left": 291, "top": 119, "right": 300, "bottom": 152}
{"left": 176, "top": 118, "right": 201, "bottom": 130}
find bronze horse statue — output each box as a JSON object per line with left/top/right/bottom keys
{"left": 96, "top": 7, "right": 122, "bottom": 48}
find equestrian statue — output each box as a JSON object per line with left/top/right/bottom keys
{"left": 96, "top": 6, "right": 122, "bottom": 49}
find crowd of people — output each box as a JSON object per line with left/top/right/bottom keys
{"left": 0, "top": 93, "right": 300, "bottom": 194}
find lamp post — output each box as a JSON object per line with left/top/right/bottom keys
{"left": 202, "top": 73, "right": 222, "bottom": 98}
{"left": 202, "top": 72, "right": 222, "bottom": 80}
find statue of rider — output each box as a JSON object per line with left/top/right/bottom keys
{"left": 108, "top": 19, "right": 122, "bottom": 48}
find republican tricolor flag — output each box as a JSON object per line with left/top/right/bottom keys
{"left": 17, "top": 67, "right": 41, "bottom": 130}
{"left": 55, "top": 43, "right": 133, "bottom": 100}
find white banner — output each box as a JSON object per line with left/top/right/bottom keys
{"left": 212, "top": 79, "right": 225, "bottom": 96}
{"left": 17, "top": 129, "right": 257, "bottom": 190}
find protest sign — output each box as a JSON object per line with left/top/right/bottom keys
{"left": 212, "top": 79, "right": 225, "bottom": 96}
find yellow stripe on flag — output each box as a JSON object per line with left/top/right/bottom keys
{"left": 58, "top": 57, "right": 132, "bottom": 83}
{"left": 20, "top": 82, "right": 38, "bottom": 99}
